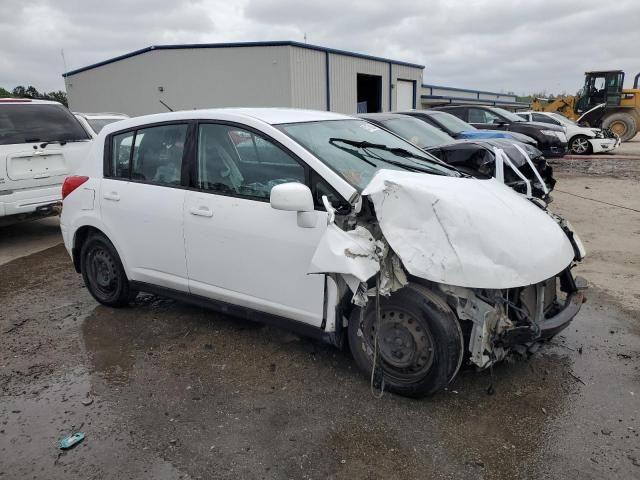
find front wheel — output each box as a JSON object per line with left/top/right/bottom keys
{"left": 569, "top": 135, "right": 592, "bottom": 155}
{"left": 80, "top": 233, "right": 133, "bottom": 307}
{"left": 348, "top": 284, "right": 464, "bottom": 398}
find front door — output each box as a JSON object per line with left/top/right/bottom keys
{"left": 184, "top": 123, "right": 328, "bottom": 326}
{"left": 100, "top": 123, "right": 189, "bottom": 291}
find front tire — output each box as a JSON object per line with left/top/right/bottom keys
{"left": 348, "top": 284, "right": 463, "bottom": 398}
{"left": 569, "top": 135, "right": 592, "bottom": 155}
{"left": 80, "top": 233, "right": 133, "bottom": 307}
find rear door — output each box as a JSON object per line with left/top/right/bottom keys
{"left": 0, "top": 103, "right": 91, "bottom": 193}
{"left": 183, "top": 122, "right": 329, "bottom": 326}
{"left": 100, "top": 122, "right": 190, "bottom": 291}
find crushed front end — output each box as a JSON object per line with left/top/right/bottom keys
{"left": 438, "top": 268, "right": 587, "bottom": 368}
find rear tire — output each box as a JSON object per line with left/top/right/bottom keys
{"left": 602, "top": 112, "right": 637, "bottom": 142}
{"left": 80, "top": 233, "right": 133, "bottom": 307}
{"left": 348, "top": 284, "right": 463, "bottom": 398}
{"left": 569, "top": 135, "right": 592, "bottom": 155}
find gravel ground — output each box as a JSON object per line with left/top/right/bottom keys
{"left": 1, "top": 163, "right": 639, "bottom": 479}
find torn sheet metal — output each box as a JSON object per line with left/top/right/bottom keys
{"left": 308, "top": 224, "right": 382, "bottom": 282}
{"left": 362, "top": 169, "right": 575, "bottom": 289}
{"left": 308, "top": 221, "right": 408, "bottom": 305}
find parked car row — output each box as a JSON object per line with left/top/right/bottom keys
{"left": 59, "top": 107, "right": 587, "bottom": 398}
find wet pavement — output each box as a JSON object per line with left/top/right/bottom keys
{"left": 1, "top": 244, "right": 639, "bottom": 479}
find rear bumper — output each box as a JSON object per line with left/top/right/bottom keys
{"left": 0, "top": 185, "right": 62, "bottom": 217}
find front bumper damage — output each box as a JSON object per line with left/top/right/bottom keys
{"left": 438, "top": 269, "right": 586, "bottom": 368}
{"left": 309, "top": 169, "right": 587, "bottom": 370}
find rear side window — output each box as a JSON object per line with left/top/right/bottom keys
{"left": 0, "top": 104, "right": 90, "bottom": 145}
{"left": 107, "top": 123, "right": 188, "bottom": 186}
{"left": 111, "top": 131, "right": 134, "bottom": 178}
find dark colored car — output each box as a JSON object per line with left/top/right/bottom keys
{"left": 358, "top": 113, "right": 554, "bottom": 200}
{"left": 399, "top": 109, "right": 537, "bottom": 145}
{"left": 433, "top": 105, "right": 569, "bottom": 157}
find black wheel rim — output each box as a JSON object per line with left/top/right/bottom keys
{"left": 87, "top": 246, "right": 120, "bottom": 299}
{"left": 362, "top": 307, "right": 435, "bottom": 384}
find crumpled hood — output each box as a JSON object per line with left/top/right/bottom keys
{"left": 361, "top": 170, "right": 574, "bottom": 289}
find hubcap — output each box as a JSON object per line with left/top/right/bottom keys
{"left": 610, "top": 121, "right": 627, "bottom": 137}
{"left": 89, "top": 248, "right": 118, "bottom": 295}
{"left": 365, "top": 308, "right": 435, "bottom": 380}
{"left": 572, "top": 137, "right": 589, "bottom": 154}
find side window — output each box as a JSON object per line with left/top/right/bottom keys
{"left": 130, "top": 124, "right": 188, "bottom": 186}
{"left": 516, "top": 113, "right": 529, "bottom": 121}
{"left": 110, "top": 131, "right": 134, "bottom": 178}
{"left": 533, "top": 113, "right": 557, "bottom": 125}
{"left": 197, "top": 124, "right": 305, "bottom": 200}
{"left": 311, "top": 171, "right": 350, "bottom": 212}
{"left": 467, "top": 108, "right": 486, "bottom": 123}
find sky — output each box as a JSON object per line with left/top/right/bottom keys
{"left": 1, "top": 0, "right": 638, "bottom": 96}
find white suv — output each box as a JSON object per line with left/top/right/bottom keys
{"left": 74, "top": 112, "right": 129, "bottom": 137}
{"left": 60, "top": 108, "right": 586, "bottom": 397}
{"left": 0, "top": 98, "right": 92, "bottom": 225}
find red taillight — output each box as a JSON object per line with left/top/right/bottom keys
{"left": 62, "top": 176, "right": 89, "bottom": 200}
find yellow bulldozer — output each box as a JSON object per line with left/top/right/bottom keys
{"left": 532, "top": 70, "right": 640, "bottom": 142}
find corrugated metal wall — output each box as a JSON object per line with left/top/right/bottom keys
{"left": 65, "top": 44, "right": 424, "bottom": 116}
{"left": 289, "top": 47, "right": 326, "bottom": 110}
{"left": 65, "top": 46, "right": 293, "bottom": 116}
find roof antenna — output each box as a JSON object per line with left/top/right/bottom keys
{"left": 304, "top": 32, "right": 308, "bottom": 43}
{"left": 61, "top": 49, "right": 68, "bottom": 73}
{"left": 159, "top": 99, "right": 174, "bottom": 112}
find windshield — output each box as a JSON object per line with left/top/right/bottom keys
{"left": 87, "top": 118, "right": 123, "bottom": 133}
{"left": 548, "top": 113, "right": 576, "bottom": 126}
{"left": 0, "top": 104, "right": 90, "bottom": 145}
{"left": 382, "top": 117, "right": 455, "bottom": 148}
{"left": 489, "top": 107, "right": 525, "bottom": 123}
{"left": 430, "top": 111, "right": 477, "bottom": 133}
{"left": 278, "top": 119, "right": 457, "bottom": 190}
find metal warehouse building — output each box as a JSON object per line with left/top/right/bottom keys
{"left": 63, "top": 41, "right": 424, "bottom": 117}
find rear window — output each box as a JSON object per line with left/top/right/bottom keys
{"left": 0, "top": 104, "right": 90, "bottom": 145}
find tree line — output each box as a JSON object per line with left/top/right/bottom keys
{"left": 0, "top": 86, "right": 68, "bottom": 106}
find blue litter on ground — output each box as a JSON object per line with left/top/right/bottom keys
{"left": 57, "top": 432, "right": 85, "bottom": 449}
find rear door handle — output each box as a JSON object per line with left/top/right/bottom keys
{"left": 103, "top": 192, "right": 120, "bottom": 201}
{"left": 189, "top": 206, "right": 213, "bottom": 217}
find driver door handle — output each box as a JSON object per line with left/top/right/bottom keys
{"left": 189, "top": 206, "right": 213, "bottom": 217}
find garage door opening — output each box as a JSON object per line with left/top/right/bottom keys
{"left": 357, "top": 74, "right": 382, "bottom": 113}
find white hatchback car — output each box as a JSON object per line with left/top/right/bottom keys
{"left": 0, "top": 99, "right": 93, "bottom": 225}
{"left": 60, "top": 108, "right": 586, "bottom": 397}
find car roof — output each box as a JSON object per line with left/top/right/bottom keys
{"left": 357, "top": 113, "right": 413, "bottom": 121}
{"left": 75, "top": 112, "right": 129, "bottom": 119}
{"left": 101, "top": 108, "right": 355, "bottom": 134}
{"left": 0, "top": 98, "right": 63, "bottom": 106}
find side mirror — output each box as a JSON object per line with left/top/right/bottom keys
{"left": 270, "top": 183, "right": 317, "bottom": 228}
{"left": 270, "top": 182, "right": 314, "bottom": 212}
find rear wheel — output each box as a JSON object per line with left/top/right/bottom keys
{"left": 80, "top": 233, "right": 133, "bottom": 307}
{"left": 348, "top": 284, "right": 463, "bottom": 398}
{"left": 602, "top": 112, "right": 637, "bottom": 142}
{"left": 569, "top": 135, "right": 592, "bottom": 155}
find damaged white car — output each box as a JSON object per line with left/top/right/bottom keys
{"left": 60, "top": 108, "right": 587, "bottom": 398}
